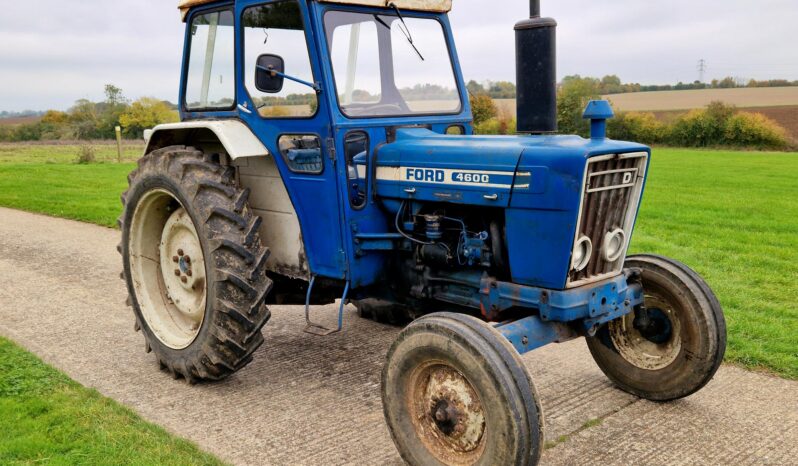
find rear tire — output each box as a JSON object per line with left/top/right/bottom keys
{"left": 120, "top": 146, "right": 272, "bottom": 382}
{"left": 382, "top": 313, "right": 543, "bottom": 466}
{"left": 586, "top": 254, "right": 726, "bottom": 401}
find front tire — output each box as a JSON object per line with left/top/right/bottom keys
{"left": 586, "top": 254, "right": 726, "bottom": 401}
{"left": 382, "top": 313, "right": 543, "bottom": 466}
{"left": 120, "top": 146, "right": 272, "bottom": 382}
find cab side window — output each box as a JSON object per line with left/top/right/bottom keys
{"left": 185, "top": 10, "right": 235, "bottom": 110}
{"left": 243, "top": 1, "right": 318, "bottom": 118}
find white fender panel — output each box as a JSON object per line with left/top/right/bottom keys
{"left": 144, "top": 120, "right": 269, "bottom": 160}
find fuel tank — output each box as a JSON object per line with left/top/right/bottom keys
{"left": 374, "top": 128, "right": 526, "bottom": 208}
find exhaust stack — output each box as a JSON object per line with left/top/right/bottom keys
{"left": 515, "top": 0, "right": 557, "bottom": 134}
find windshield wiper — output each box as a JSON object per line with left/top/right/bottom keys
{"left": 388, "top": 2, "right": 424, "bottom": 61}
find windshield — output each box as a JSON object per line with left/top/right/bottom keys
{"left": 324, "top": 10, "right": 462, "bottom": 118}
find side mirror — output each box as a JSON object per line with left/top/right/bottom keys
{"left": 255, "top": 54, "right": 285, "bottom": 93}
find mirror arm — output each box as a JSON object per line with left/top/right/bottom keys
{"left": 256, "top": 65, "right": 322, "bottom": 93}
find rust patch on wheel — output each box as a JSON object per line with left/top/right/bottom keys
{"left": 406, "top": 361, "right": 486, "bottom": 465}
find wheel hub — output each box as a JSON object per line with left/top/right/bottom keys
{"left": 159, "top": 208, "right": 206, "bottom": 323}
{"left": 633, "top": 307, "right": 673, "bottom": 344}
{"left": 610, "top": 293, "right": 682, "bottom": 370}
{"left": 408, "top": 363, "right": 486, "bottom": 463}
{"left": 432, "top": 399, "right": 461, "bottom": 435}
{"left": 129, "top": 189, "right": 207, "bottom": 350}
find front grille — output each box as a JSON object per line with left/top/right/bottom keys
{"left": 568, "top": 152, "right": 648, "bottom": 287}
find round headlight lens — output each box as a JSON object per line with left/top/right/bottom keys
{"left": 571, "top": 236, "right": 593, "bottom": 272}
{"left": 603, "top": 228, "right": 627, "bottom": 262}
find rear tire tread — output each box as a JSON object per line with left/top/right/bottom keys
{"left": 120, "top": 145, "right": 272, "bottom": 382}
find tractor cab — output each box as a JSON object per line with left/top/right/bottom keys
{"left": 165, "top": 0, "right": 471, "bottom": 286}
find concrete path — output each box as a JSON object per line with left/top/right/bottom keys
{"left": 0, "top": 206, "right": 796, "bottom": 465}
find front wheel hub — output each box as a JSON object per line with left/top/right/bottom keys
{"left": 633, "top": 307, "right": 673, "bottom": 344}
{"left": 610, "top": 293, "right": 682, "bottom": 370}
{"left": 409, "top": 363, "right": 486, "bottom": 460}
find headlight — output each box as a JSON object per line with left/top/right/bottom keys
{"left": 571, "top": 236, "right": 593, "bottom": 272}
{"left": 602, "top": 228, "right": 627, "bottom": 262}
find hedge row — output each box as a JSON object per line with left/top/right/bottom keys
{"left": 608, "top": 102, "right": 791, "bottom": 150}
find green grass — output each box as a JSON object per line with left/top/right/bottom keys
{"left": 630, "top": 148, "right": 798, "bottom": 378}
{"left": 0, "top": 145, "right": 795, "bottom": 378}
{"left": 0, "top": 164, "right": 133, "bottom": 227}
{"left": 0, "top": 337, "right": 226, "bottom": 465}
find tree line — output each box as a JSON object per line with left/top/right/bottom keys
{"left": 0, "top": 85, "right": 178, "bottom": 142}
{"left": 465, "top": 75, "right": 798, "bottom": 99}
{"left": 468, "top": 75, "right": 793, "bottom": 150}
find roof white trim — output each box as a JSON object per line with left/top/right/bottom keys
{"left": 179, "top": 0, "right": 452, "bottom": 21}
{"left": 318, "top": 0, "right": 452, "bottom": 12}
{"left": 178, "top": 0, "right": 215, "bottom": 21}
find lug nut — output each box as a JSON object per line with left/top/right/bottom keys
{"left": 173, "top": 256, "right": 179, "bottom": 263}
{"left": 174, "top": 269, "right": 181, "bottom": 276}
{"left": 186, "top": 270, "right": 193, "bottom": 277}
{"left": 184, "top": 255, "right": 191, "bottom": 264}
{"left": 181, "top": 276, "right": 188, "bottom": 284}
{"left": 178, "top": 249, "right": 184, "bottom": 256}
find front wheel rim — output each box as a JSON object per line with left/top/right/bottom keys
{"left": 610, "top": 292, "right": 682, "bottom": 370}
{"left": 406, "top": 361, "right": 487, "bottom": 465}
{"left": 129, "top": 189, "right": 207, "bottom": 350}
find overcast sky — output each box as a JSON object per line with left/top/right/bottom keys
{"left": 1, "top": 0, "right": 797, "bottom": 112}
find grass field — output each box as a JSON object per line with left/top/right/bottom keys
{"left": 0, "top": 145, "right": 796, "bottom": 380}
{"left": 0, "top": 163, "right": 134, "bottom": 227}
{"left": 0, "top": 142, "right": 144, "bottom": 164}
{"left": 0, "top": 337, "right": 225, "bottom": 465}
{"left": 630, "top": 149, "right": 797, "bottom": 378}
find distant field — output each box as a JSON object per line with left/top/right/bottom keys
{"left": 497, "top": 87, "right": 798, "bottom": 114}
{"left": 0, "top": 115, "right": 41, "bottom": 126}
{"left": 0, "top": 144, "right": 795, "bottom": 378}
{"left": 497, "top": 88, "right": 798, "bottom": 142}
{"left": 605, "top": 87, "right": 798, "bottom": 112}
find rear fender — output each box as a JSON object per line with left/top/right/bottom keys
{"left": 143, "top": 120, "right": 269, "bottom": 160}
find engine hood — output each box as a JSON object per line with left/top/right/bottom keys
{"left": 374, "top": 127, "right": 648, "bottom": 209}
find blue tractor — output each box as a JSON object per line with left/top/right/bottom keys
{"left": 120, "top": 0, "right": 726, "bottom": 463}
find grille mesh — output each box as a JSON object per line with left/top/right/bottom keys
{"left": 568, "top": 154, "right": 647, "bottom": 286}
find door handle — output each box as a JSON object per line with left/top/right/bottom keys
{"left": 483, "top": 194, "right": 499, "bottom": 201}
{"left": 404, "top": 187, "right": 417, "bottom": 194}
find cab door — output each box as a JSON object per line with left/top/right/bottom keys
{"left": 234, "top": 0, "right": 347, "bottom": 279}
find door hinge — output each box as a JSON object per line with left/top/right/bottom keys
{"left": 326, "top": 138, "right": 336, "bottom": 161}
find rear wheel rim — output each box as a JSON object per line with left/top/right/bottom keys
{"left": 406, "top": 361, "right": 487, "bottom": 465}
{"left": 129, "top": 189, "right": 206, "bottom": 350}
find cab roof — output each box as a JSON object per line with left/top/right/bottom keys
{"left": 179, "top": 0, "right": 452, "bottom": 21}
